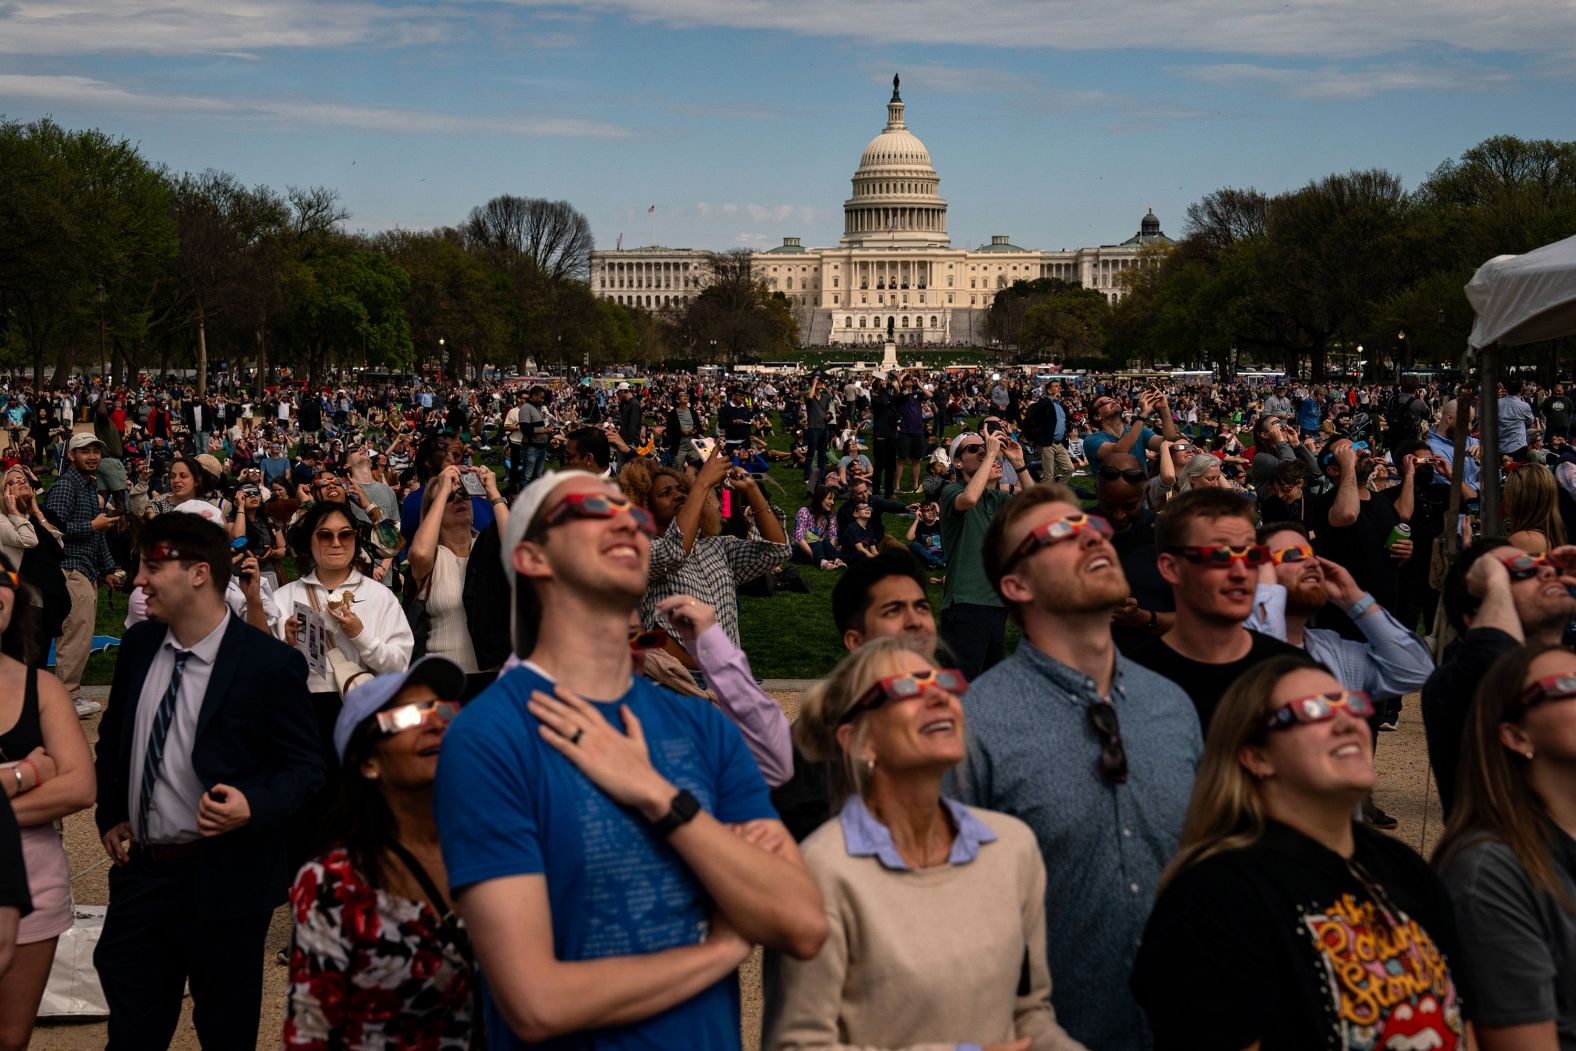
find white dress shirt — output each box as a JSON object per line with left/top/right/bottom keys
{"left": 129, "top": 614, "right": 231, "bottom": 844}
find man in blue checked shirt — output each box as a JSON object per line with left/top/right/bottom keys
{"left": 41, "top": 432, "right": 122, "bottom": 717}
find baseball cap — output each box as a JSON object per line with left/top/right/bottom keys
{"left": 194, "top": 454, "right": 224, "bottom": 482}
{"left": 333, "top": 655, "right": 466, "bottom": 762}
{"left": 948, "top": 431, "right": 985, "bottom": 461}
{"left": 499, "top": 470, "right": 607, "bottom": 582}
{"left": 616, "top": 382, "right": 632, "bottom": 391}
{"left": 929, "top": 447, "right": 951, "bottom": 468}
{"left": 67, "top": 432, "right": 104, "bottom": 453}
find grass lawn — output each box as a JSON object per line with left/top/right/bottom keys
{"left": 76, "top": 411, "right": 1087, "bottom": 684}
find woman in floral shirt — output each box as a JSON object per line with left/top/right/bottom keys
{"left": 285, "top": 656, "right": 475, "bottom": 1050}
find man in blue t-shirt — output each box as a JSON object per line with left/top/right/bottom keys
{"left": 435, "top": 469, "right": 826, "bottom": 1050}
{"left": 1082, "top": 391, "right": 1177, "bottom": 472}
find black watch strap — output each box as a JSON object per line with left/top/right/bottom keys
{"left": 650, "top": 789, "right": 701, "bottom": 837}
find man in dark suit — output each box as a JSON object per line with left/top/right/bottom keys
{"left": 93, "top": 511, "right": 324, "bottom": 1049}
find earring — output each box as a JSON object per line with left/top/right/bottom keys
{"left": 365, "top": 771, "right": 380, "bottom": 780}
{"left": 862, "top": 755, "right": 876, "bottom": 777}
{"left": 1525, "top": 751, "right": 1535, "bottom": 760}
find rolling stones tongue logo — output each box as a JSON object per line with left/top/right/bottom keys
{"left": 1302, "top": 892, "right": 1462, "bottom": 1050}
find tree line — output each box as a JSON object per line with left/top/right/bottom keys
{"left": 0, "top": 118, "right": 799, "bottom": 392}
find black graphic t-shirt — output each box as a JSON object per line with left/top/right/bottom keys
{"left": 1133, "top": 820, "right": 1465, "bottom": 1051}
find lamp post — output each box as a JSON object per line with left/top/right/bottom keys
{"left": 95, "top": 281, "right": 107, "bottom": 383}
{"left": 1397, "top": 329, "right": 1407, "bottom": 379}
{"left": 438, "top": 337, "right": 445, "bottom": 381}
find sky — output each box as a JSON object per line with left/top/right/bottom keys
{"left": 2, "top": 1, "right": 1573, "bottom": 255}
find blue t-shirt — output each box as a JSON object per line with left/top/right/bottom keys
{"left": 1297, "top": 397, "right": 1321, "bottom": 432}
{"left": 435, "top": 664, "right": 776, "bottom": 1050}
{"left": 1082, "top": 427, "right": 1156, "bottom": 468}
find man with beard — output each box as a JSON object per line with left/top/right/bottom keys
{"left": 1082, "top": 390, "right": 1179, "bottom": 470}
{"left": 1425, "top": 539, "right": 1576, "bottom": 818}
{"left": 1250, "top": 522, "right": 1433, "bottom": 697}
{"left": 1095, "top": 451, "right": 1174, "bottom": 654}
{"left": 953, "top": 482, "right": 1200, "bottom": 1051}
{"left": 1129, "top": 488, "right": 1302, "bottom": 730}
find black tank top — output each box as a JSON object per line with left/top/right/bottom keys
{"left": 0, "top": 668, "right": 42, "bottom": 761}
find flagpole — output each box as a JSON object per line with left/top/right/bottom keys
{"left": 651, "top": 206, "right": 656, "bottom": 248}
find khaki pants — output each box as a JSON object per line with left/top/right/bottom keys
{"left": 1045, "top": 443, "right": 1075, "bottom": 483}
{"left": 57, "top": 569, "right": 98, "bottom": 699}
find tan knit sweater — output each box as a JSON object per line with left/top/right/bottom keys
{"left": 765, "top": 804, "right": 1086, "bottom": 1051}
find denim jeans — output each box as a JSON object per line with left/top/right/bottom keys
{"left": 804, "top": 428, "right": 829, "bottom": 480}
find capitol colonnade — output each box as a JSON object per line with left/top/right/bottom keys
{"left": 588, "top": 75, "right": 1171, "bottom": 346}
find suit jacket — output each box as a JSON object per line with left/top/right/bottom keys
{"left": 94, "top": 615, "right": 325, "bottom": 919}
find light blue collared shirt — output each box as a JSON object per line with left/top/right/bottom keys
{"left": 838, "top": 793, "right": 998, "bottom": 871}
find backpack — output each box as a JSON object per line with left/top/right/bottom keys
{"left": 1383, "top": 393, "right": 1426, "bottom": 444}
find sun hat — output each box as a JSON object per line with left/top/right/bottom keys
{"left": 333, "top": 655, "right": 466, "bottom": 762}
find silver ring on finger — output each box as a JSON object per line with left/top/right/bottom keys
{"left": 569, "top": 727, "right": 584, "bottom": 745}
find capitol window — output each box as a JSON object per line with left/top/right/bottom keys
{"left": 901, "top": 317, "right": 909, "bottom": 327}
{"left": 845, "top": 317, "right": 852, "bottom": 327}
{"left": 930, "top": 316, "right": 938, "bottom": 327}
{"left": 859, "top": 317, "right": 867, "bottom": 328}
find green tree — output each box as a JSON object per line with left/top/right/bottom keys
{"left": 277, "top": 241, "right": 413, "bottom": 383}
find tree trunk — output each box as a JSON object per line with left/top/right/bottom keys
{"left": 1308, "top": 336, "right": 1328, "bottom": 381}
{"left": 196, "top": 306, "right": 209, "bottom": 398}
{"left": 255, "top": 327, "right": 267, "bottom": 398}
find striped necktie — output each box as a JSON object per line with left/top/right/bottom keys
{"left": 136, "top": 649, "right": 192, "bottom": 841}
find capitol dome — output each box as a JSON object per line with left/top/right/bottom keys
{"left": 842, "top": 75, "right": 949, "bottom": 247}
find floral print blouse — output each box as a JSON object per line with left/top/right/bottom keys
{"left": 285, "top": 848, "right": 475, "bottom": 1050}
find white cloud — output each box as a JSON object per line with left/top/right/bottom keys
{"left": 1178, "top": 62, "right": 1516, "bottom": 99}
{"left": 0, "top": 73, "right": 632, "bottom": 137}
{"left": 0, "top": 1, "right": 458, "bottom": 55}
{"left": 0, "top": 0, "right": 1570, "bottom": 60}
{"left": 494, "top": 0, "right": 1576, "bottom": 59}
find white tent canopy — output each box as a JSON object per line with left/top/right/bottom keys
{"left": 1466, "top": 232, "right": 1576, "bottom": 349}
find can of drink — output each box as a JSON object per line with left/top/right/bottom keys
{"left": 1386, "top": 523, "right": 1411, "bottom": 549}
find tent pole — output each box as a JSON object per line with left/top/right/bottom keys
{"left": 1480, "top": 348, "right": 1500, "bottom": 536}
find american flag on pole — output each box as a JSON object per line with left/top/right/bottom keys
{"left": 648, "top": 205, "right": 655, "bottom": 214}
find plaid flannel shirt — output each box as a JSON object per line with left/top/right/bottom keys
{"left": 42, "top": 467, "right": 117, "bottom": 577}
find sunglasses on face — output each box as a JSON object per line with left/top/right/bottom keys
{"left": 1500, "top": 553, "right": 1555, "bottom": 582}
{"left": 957, "top": 444, "right": 986, "bottom": 458}
{"left": 374, "top": 699, "right": 458, "bottom": 736}
{"left": 1263, "top": 690, "right": 1376, "bottom": 730}
{"left": 1009, "top": 513, "right": 1113, "bottom": 569}
{"left": 0, "top": 570, "right": 19, "bottom": 590}
{"left": 628, "top": 629, "right": 667, "bottom": 650}
{"left": 1164, "top": 544, "right": 1272, "bottom": 568}
{"left": 1098, "top": 466, "right": 1147, "bottom": 484}
{"left": 314, "top": 528, "right": 357, "bottom": 547}
{"left": 1087, "top": 700, "right": 1128, "bottom": 784}
{"left": 840, "top": 668, "right": 968, "bottom": 726}
{"left": 1172, "top": 443, "right": 1196, "bottom": 454}
{"left": 530, "top": 492, "right": 657, "bottom": 538}
{"left": 1271, "top": 544, "right": 1316, "bottom": 565}
{"left": 1517, "top": 672, "right": 1576, "bottom": 711}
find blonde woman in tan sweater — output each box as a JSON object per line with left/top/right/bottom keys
{"left": 766, "top": 637, "right": 1085, "bottom": 1051}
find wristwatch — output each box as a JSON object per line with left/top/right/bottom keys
{"left": 650, "top": 789, "right": 702, "bottom": 837}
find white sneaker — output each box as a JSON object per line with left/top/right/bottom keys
{"left": 74, "top": 697, "right": 102, "bottom": 719}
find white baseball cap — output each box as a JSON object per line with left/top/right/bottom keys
{"left": 67, "top": 432, "right": 104, "bottom": 453}
{"left": 499, "top": 470, "right": 609, "bottom": 582}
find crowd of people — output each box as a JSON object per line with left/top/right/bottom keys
{"left": 0, "top": 364, "right": 1572, "bottom": 1049}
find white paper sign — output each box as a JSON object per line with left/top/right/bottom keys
{"left": 294, "top": 601, "right": 328, "bottom": 679}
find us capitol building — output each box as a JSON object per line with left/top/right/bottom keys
{"left": 589, "top": 75, "right": 1170, "bottom": 347}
